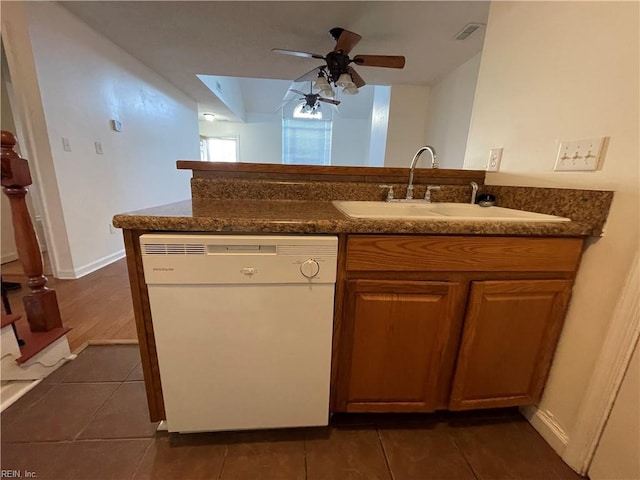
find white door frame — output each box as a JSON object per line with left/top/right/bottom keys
{"left": 562, "top": 252, "right": 639, "bottom": 474}
{"left": 1, "top": 14, "right": 64, "bottom": 279}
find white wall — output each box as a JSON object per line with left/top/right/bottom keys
{"left": 465, "top": 0, "right": 639, "bottom": 456}
{"left": 331, "top": 118, "right": 370, "bottom": 167}
{"left": 199, "top": 112, "right": 372, "bottom": 166}
{"left": 200, "top": 114, "right": 281, "bottom": 164}
{"left": 384, "top": 85, "right": 430, "bottom": 168}
{"left": 3, "top": 2, "right": 199, "bottom": 278}
{"left": 425, "top": 53, "right": 481, "bottom": 169}
{"left": 589, "top": 341, "right": 640, "bottom": 480}
{"left": 198, "top": 75, "right": 246, "bottom": 122}
{"left": 368, "top": 86, "right": 391, "bottom": 167}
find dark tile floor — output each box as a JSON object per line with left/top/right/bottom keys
{"left": 1, "top": 345, "right": 583, "bottom": 480}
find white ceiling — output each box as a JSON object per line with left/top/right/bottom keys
{"left": 60, "top": 1, "right": 489, "bottom": 122}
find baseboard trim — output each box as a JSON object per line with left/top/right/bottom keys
{"left": 1, "top": 252, "right": 19, "bottom": 264}
{"left": 521, "top": 405, "right": 569, "bottom": 455}
{"left": 57, "top": 249, "right": 125, "bottom": 279}
{"left": 88, "top": 339, "right": 139, "bottom": 346}
{"left": 55, "top": 269, "right": 78, "bottom": 280}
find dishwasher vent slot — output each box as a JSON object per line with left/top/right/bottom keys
{"left": 277, "top": 245, "right": 338, "bottom": 257}
{"left": 142, "top": 243, "right": 206, "bottom": 255}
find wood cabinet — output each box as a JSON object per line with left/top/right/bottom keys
{"left": 333, "top": 235, "right": 583, "bottom": 413}
{"left": 336, "top": 279, "right": 465, "bottom": 412}
{"left": 449, "top": 279, "right": 573, "bottom": 410}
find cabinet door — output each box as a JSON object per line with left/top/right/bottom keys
{"left": 449, "top": 279, "right": 572, "bottom": 410}
{"left": 336, "top": 279, "right": 464, "bottom": 413}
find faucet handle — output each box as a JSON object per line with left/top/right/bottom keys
{"left": 424, "top": 185, "right": 441, "bottom": 201}
{"left": 379, "top": 184, "right": 395, "bottom": 201}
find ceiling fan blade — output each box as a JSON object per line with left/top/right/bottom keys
{"left": 353, "top": 55, "right": 406, "bottom": 69}
{"left": 289, "top": 89, "right": 307, "bottom": 96}
{"left": 272, "top": 49, "right": 325, "bottom": 59}
{"left": 318, "top": 97, "right": 341, "bottom": 106}
{"left": 333, "top": 29, "right": 362, "bottom": 54}
{"left": 294, "top": 67, "right": 321, "bottom": 83}
{"left": 347, "top": 67, "right": 366, "bottom": 88}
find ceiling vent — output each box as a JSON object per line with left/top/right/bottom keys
{"left": 455, "top": 23, "right": 485, "bottom": 41}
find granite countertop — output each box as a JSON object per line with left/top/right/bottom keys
{"left": 112, "top": 198, "right": 597, "bottom": 237}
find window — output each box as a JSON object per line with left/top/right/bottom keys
{"left": 200, "top": 136, "right": 238, "bottom": 162}
{"left": 282, "top": 103, "right": 332, "bottom": 165}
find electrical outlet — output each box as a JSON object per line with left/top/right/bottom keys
{"left": 554, "top": 137, "right": 605, "bottom": 171}
{"left": 62, "top": 137, "right": 71, "bottom": 152}
{"left": 486, "top": 148, "right": 503, "bottom": 172}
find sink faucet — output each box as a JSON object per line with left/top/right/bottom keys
{"left": 406, "top": 146, "right": 438, "bottom": 200}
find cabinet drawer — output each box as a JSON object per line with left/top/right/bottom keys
{"left": 346, "top": 236, "right": 583, "bottom": 273}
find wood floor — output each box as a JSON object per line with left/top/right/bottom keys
{"left": 1, "top": 256, "right": 137, "bottom": 351}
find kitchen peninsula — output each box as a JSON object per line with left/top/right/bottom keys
{"left": 113, "top": 161, "right": 613, "bottom": 424}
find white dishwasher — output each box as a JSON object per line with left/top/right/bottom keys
{"left": 140, "top": 234, "right": 338, "bottom": 433}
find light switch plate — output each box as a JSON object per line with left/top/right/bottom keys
{"left": 486, "top": 148, "right": 503, "bottom": 172}
{"left": 111, "top": 119, "right": 123, "bottom": 132}
{"left": 95, "top": 142, "right": 103, "bottom": 155}
{"left": 554, "top": 137, "right": 605, "bottom": 171}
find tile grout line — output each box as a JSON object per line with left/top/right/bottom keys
{"left": 376, "top": 428, "right": 396, "bottom": 480}
{"left": 447, "top": 428, "right": 482, "bottom": 480}
{"left": 45, "top": 381, "right": 127, "bottom": 385}
{"left": 129, "top": 436, "right": 155, "bottom": 480}
{"left": 73, "top": 379, "right": 124, "bottom": 441}
{"left": 1, "top": 436, "right": 156, "bottom": 445}
{"left": 122, "top": 361, "right": 142, "bottom": 383}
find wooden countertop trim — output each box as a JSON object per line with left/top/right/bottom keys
{"left": 177, "top": 161, "right": 486, "bottom": 184}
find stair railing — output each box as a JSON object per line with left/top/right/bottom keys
{"left": 1, "top": 130, "right": 63, "bottom": 332}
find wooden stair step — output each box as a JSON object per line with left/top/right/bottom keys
{"left": 1, "top": 312, "right": 21, "bottom": 329}
{"left": 13, "top": 319, "right": 71, "bottom": 364}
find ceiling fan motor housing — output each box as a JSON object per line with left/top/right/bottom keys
{"left": 325, "top": 51, "right": 351, "bottom": 84}
{"left": 305, "top": 94, "right": 319, "bottom": 107}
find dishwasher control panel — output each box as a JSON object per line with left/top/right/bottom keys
{"left": 140, "top": 234, "right": 338, "bottom": 285}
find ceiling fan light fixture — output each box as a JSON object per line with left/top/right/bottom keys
{"left": 313, "top": 75, "right": 330, "bottom": 91}
{"left": 336, "top": 73, "right": 355, "bottom": 88}
{"left": 203, "top": 113, "right": 216, "bottom": 121}
{"left": 320, "top": 86, "right": 335, "bottom": 98}
{"left": 342, "top": 85, "right": 359, "bottom": 95}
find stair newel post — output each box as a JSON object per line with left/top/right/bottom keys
{"left": 1, "top": 130, "right": 62, "bottom": 332}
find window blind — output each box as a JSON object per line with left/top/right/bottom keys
{"left": 282, "top": 118, "right": 332, "bottom": 165}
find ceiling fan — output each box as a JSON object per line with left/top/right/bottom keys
{"left": 272, "top": 27, "right": 405, "bottom": 94}
{"left": 287, "top": 85, "right": 341, "bottom": 111}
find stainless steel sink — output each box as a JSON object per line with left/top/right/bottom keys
{"left": 332, "top": 201, "right": 571, "bottom": 223}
